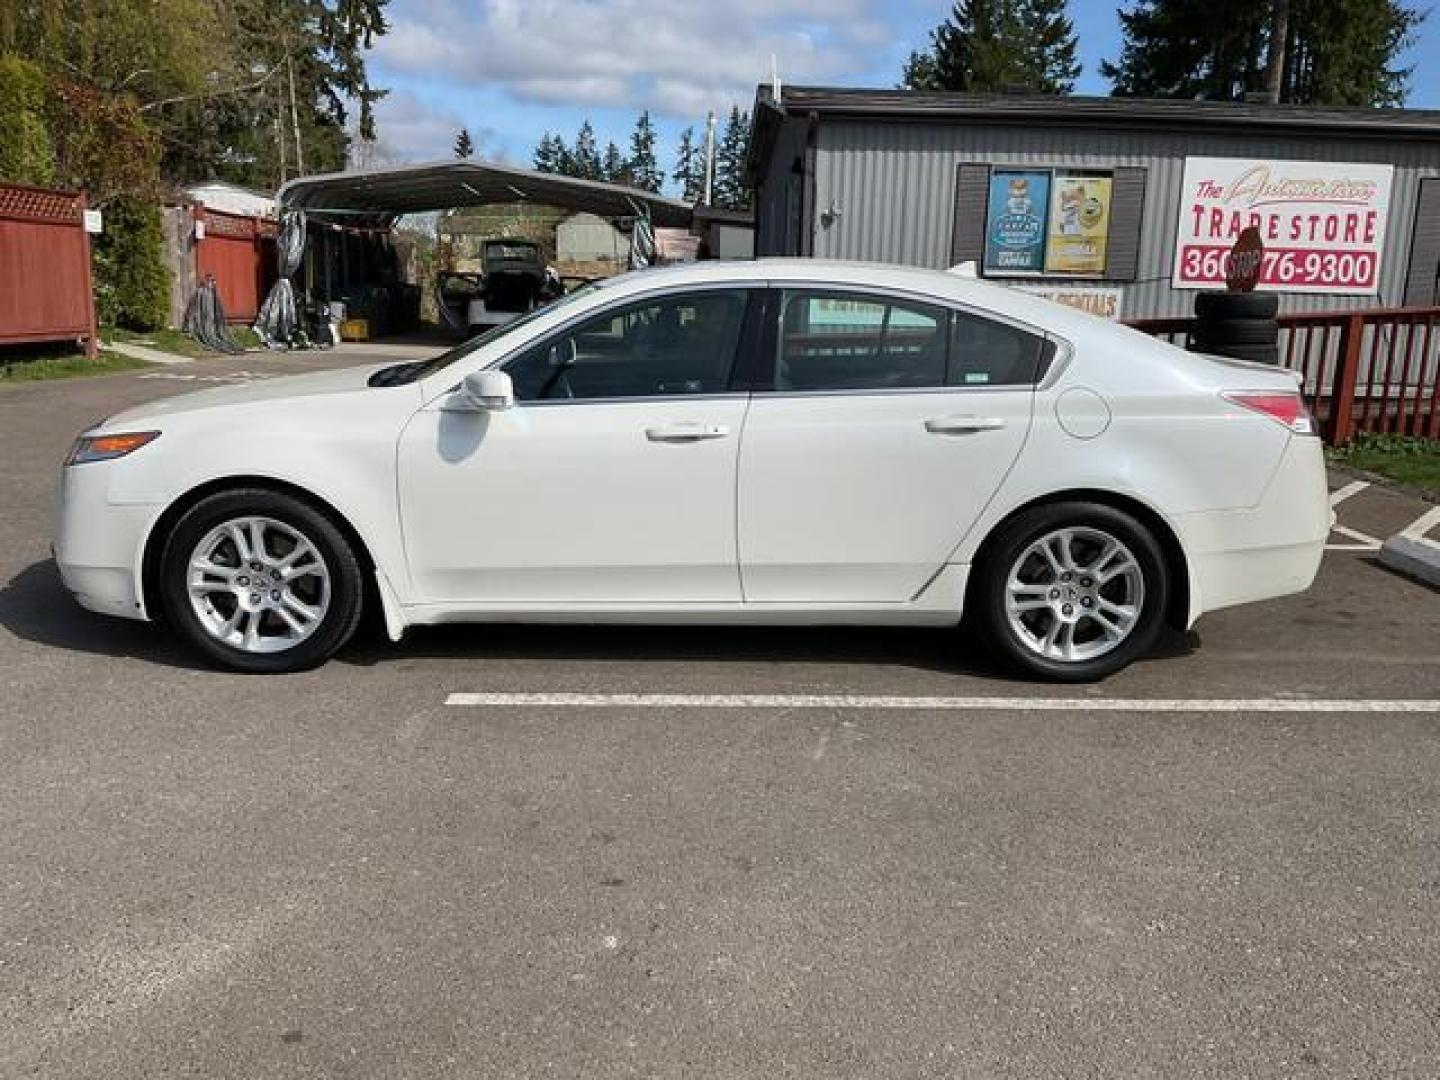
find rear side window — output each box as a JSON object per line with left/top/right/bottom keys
{"left": 948, "top": 311, "right": 1053, "bottom": 387}
{"left": 777, "top": 291, "right": 948, "bottom": 391}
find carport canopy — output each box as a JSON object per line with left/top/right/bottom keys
{"left": 277, "top": 159, "right": 694, "bottom": 228}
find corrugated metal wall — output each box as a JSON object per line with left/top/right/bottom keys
{"left": 807, "top": 119, "right": 1440, "bottom": 319}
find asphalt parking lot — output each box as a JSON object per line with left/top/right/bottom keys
{"left": 2, "top": 349, "right": 1439, "bottom": 1078}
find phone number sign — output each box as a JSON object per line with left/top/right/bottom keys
{"left": 1173, "top": 157, "right": 1393, "bottom": 295}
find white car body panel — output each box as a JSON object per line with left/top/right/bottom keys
{"left": 397, "top": 395, "right": 749, "bottom": 602}
{"left": 53, "top": 259, "right": 1328, "bottom": 647}
{"left": 738, "top": 386, "right": 1033, "bottom": 602}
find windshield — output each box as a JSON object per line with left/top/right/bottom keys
{"left": 368, "top": 282, "right": 604, "bottom": 387}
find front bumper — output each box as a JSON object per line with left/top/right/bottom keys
{"left": 54, "top": 463, "right": 160, "bottom": 622}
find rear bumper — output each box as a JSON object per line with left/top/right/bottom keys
{"left": 54, "top": 465, "right": 159, "bottom": 622}
{"left": 1172, "top": 435, "right": 1330, "bottom": 623}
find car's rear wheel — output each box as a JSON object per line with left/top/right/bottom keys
{"left": 159, "top": 489, "right": 364, "bottom": 672}
{"left": 971, "top": 502, "right": 1169, "bottom": 682}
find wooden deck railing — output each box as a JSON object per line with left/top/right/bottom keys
{"left": 1127, "top": 306, "right": 1440, "bottom": 444}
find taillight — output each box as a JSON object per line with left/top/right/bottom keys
{"left": 1221, "top": 391, "right": 1317, "bottom": 436}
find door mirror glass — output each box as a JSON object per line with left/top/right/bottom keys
{"left": 459, "top": 369, "right": 514, "bottom": 411}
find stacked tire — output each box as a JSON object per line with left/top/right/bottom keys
{"left": 1191, "top": 291, "right": 1279, "bottom": 365}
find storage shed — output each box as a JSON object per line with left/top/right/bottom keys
{"left": 749, "top": 86, "right": 1440, "bottom": 319}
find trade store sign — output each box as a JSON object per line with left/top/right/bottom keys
{"left": 984, "top": 170, "right": 1049, "bottom": 273}
{"left": 1173, "top": 156, "right": 1393, "bottom": 295}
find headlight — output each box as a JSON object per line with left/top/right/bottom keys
{"left": 64, "top": 431, "right": 160, "bottom": 466}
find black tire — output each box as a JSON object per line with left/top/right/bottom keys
{"left": 159, "top": 488, "right": 365, "bottom": 673}
{"left": 1195, "top": 318, "right": 1278, "bottom": 347}
{"left": 1194, "top": 290, "right": 1278, "bottom": 320}
{"left": 969, "top": 501, "right": 1170, "bottom": 682}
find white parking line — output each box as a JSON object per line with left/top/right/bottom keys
{"left": 1400, "top": 505, "right": 1440, "bottom": 541}
{"left": 1329, "top": 480, "right": 1370, "bottom": 507}
{"left": 444, "top": 692, "right": 1440, "bottom": 713}
{"left": 1328, "top": 523, "right": 1382, "bottom": 551}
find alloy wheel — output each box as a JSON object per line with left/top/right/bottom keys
{"left": 1004, "top": 526, "right": 1145, "bottom": 664}
{"left": 186, "top": 515, "right": 331, "bottom": 654}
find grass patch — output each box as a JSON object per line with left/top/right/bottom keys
{"left": 102, "top": 325, "right": 209, "bottom": 358}
{"left": 103, "top": 323, "right": 261, "bottom": 356}
{"left": 1329, "top": 433, "right": 1440, "bottom": 494}
{"left": 0, "top": 347, "right": 150, "bottom": 383}
{"left": 231, "top": 326, "right": 262, "bottom": 350}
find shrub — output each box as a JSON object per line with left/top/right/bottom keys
{"left": 0, "top": 54, "right": 55, "bottom": 185}
{"left": 94, "top": 196, "right": 171, "bottom": 331}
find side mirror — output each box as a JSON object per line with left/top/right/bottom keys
{"left": 458, "top": 369, "right": 514, "bottom": 411}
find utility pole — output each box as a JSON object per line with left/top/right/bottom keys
{"left": 702, "top": 111, "right": 716, "bottom": 207}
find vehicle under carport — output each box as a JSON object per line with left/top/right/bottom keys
{"left": 259, "top": 160, "right": 693, "bottom": 346}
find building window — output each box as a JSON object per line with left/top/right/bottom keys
{"left": 982, "top": 168, "right": 1115, "bottom": 279}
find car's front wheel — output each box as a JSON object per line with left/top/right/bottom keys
{"left": 971, "top": 501, "right": 1169, "bottom": 682}
{"left": 159, "top": 488, "right": 364, "bottom": 672}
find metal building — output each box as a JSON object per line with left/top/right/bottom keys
{"left": 750, "top": 87, "right": 1440, "bottom": 319}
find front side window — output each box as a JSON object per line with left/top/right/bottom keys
{"left": 506, "top": 289, "right": 749, "bottom": 401}
{"left": 777, "top": 291, "right": 947, "bottom": 391}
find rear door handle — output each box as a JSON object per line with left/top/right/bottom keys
{"left": 924, "top": 415, "right": 1007, "bottom": 434}
{"left": 645, "top": 422, "right": 731, "bottom": 443}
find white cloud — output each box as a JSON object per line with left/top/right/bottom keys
{"left": 373, "top": 0, "right": 891, "bottom": 118}
{"left": 361, "top": 88, "right": 497, "bottom": 164}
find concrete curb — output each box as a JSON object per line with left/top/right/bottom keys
{"left": 1379, "top": 534, "right": 1440, "bottom": 589}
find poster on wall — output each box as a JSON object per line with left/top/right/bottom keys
{"left": 983, "top": 170, "right": 1050, "bottom": 273}
{"left": 1172, "top": 157, "right": 1393, "bottom": 294}
{"left": 1044, "top": 175, "right": 1112, "bottom": 275}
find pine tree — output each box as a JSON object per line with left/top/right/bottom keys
{"left": 532, "top": 131, "right": 562, "bottom": 172}
{"left": 453, "top": 127, "right": 474, "bottom": 158}
{"left": 1102, "top": 0, "right": 1422, "bottom": 106}
{"left": 601, "top": 139, "right": 628, "bottom": 184}
{"left": 672, "top": 125, "right": 703, "bottom": 202}
{"left": 572, "top": 119, "right": 601, "bottom": 180}
{"left": 627, "top": 109, "right": 662, "bottom": 191}
{"left": 901, "top": 0, "right": 1080, "bottom": 93}
{"left": 713, "top": 106, "right": 751, "bottom": 211}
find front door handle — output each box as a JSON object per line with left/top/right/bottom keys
{"left": 924, "top": 415, "right": 1007, "bottom": 434}
{"left": 645, "top": 422, "right": 731, "bottom": 443}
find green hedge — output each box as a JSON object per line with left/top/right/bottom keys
{"left": 94, "top": 196, "right": 170, "bottom": 331}
{"left": 0, "top": 55, "right": 55, "bottom": 185}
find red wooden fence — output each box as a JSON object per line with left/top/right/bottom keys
{"left": 0, "top": 183, "right": 98, "bottom": 357}
{"left": 194, "top": 207, "right": 276, "bottom": 323}
{"left": 1128, "top": 306, "right": 1440, "bottom": 444}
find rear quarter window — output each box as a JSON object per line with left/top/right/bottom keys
{"left": 948, "top": 310, "right": 1055, "bottom": 387}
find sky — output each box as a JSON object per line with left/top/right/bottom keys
{"left": 363, "top": 0, "right": 1440, "bottom": 181}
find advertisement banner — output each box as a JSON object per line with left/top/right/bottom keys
{"left": 1172, "top": 157, "right": 1393, "bottom": 294}
{"left": 1044, "top": 175, "right": 1111, "bottom": 275}
{"left": 1016, "top": 285, "right": 1123, "bottom": 321}
{"left": 983, "top": 170, "right": 1050, "bottom": 274}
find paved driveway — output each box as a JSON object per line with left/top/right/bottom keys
{"left": 2, "top": 350, "right": 1438, "bottom": 1078}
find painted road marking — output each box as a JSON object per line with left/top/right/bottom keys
{"left": 1325, "top": 483, "right": 1380, "bottom": 551}
{"left": 1400, "top": 504, "right": 1440, "bottom": 541}
{"left": 1329, "top": 480, "right": 1370, "bottom": 506}
{"left": 445, "top": 693, "right": 1440, "bottom": 713}
{"left": 1328, "top": 523, "right": 1382, "bottom": 551}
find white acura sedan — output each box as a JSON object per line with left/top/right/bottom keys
{"left": 55, "top": 260, "right": 1329, "bottom": 680}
